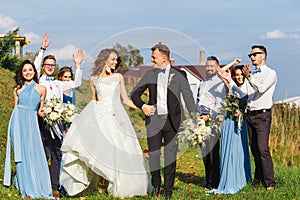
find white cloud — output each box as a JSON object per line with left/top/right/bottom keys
{"left": 24, "top": 32, "right": 41, "bottom": 44}
{"left": 290, "top": 34, "right": 300, "bottom": 39}
{"left": 259, "top": 29, "right": 300, "bottom": 40}
{"left": 0, "top": 16, "right": 17, "bottom": 30}
{"left": 259, "top": 29, "right": 287, "bottom": 39}
{"left": 47, "top": 44, "right": 84, "bottom": 61}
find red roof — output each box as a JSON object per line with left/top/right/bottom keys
{"left": 123, "top": 65, "right": 207, "bottom": 80}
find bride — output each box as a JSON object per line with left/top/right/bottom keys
{"left": 60, "top": 48, "right": 151, "bottom": 197}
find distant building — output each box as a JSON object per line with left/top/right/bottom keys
{"left": 0, "top": 34, "right": 29, "bottom": 56}
{"left": 123, "top": 50, "right": 208, "bottom": 101}
{"left": 123, "top": 64, "right": 207, "bottom": 103}
{"left": 274, "top": 96, "right": 300, "bottom": 108}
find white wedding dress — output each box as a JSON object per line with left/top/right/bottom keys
{"left": 60, "top": 74, "right": 151, "bottom": 197}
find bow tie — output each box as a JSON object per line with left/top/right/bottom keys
{"left": 158, "top": 68, "right": 166, "bottom": 74}
{"left": 46, "top": 76, "right": 54, "bottom": 81}
{"left": 252, "top": 68, "right": 262, "bottom": 74}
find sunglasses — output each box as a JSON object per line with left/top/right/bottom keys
{"left": 248, "top": 52, "right": 264, "bottom": 58}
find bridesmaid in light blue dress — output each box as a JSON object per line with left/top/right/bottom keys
{"left": 211, "top": 65, "right": 252, "bottom": 194}
{"left": 57, "top": 66, "right": 76, "bottom": 105}
{"left": 4, "top": 60, "right": 53, "bottom": 198}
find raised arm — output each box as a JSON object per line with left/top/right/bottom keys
{"left": 61, "top": 49, "right": 84, "bottom": 91}
{"left": 222, "top": 58, "right": 242, "bottom": 71}
{"left": 34, "top": 33, "right": 50, "bottom": 77}
{"left": 217, "top": 65, "right": 247, "bottom": 97}
{"left": 73, "top": 49, "right": 84, "bottom": 70}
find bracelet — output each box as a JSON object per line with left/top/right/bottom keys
{"left": 40, "top": 47, "right": 46, "bottom": 51}
{"left": 245, "top": 74, "right": 251, "bottom": 79}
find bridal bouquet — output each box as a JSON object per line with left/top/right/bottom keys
{"left": 44, "top": 97, "right": 65, "bottom": 127}
{"left": 178, "top": 112, "right": 213, "bottom": 148}
{"left": 44, "top": 98, "right": 77, "bottom": 135}
{"left": 220, "top": 91, "right": 247, "bottom": 129}
{"left": 62, "top": 101, "right": 77, "bottom": 127}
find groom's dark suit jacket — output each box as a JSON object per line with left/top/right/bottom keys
{"left": 131, "top": 66, "right": 197, "bottom": 131}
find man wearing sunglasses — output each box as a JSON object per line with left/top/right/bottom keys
{"left": 242, "top": 45, "right": 277, "bottom": 191}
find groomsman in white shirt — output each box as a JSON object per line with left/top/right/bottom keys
{"left": 242, "top": 45, "right": 277, "bottom": 190}
{"left": 34, "top": 33, "right": 84, "bottom": 192}
{"left": 197, "top": 56, "right": 226, "bottom": 189}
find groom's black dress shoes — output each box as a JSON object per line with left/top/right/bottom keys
{"left": 151, "top": 186, "right": 161, "bottom": 197}
{"left": 164, "top": 191, "right": 172, "bottom": 199}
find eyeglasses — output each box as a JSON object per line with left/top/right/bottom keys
{"left": 43, "top": 64, "right": 56, "bottom": 68}
{"left": 248, "top": 52, "right": 264, "bottom": 58}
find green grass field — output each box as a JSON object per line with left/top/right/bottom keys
{"left": 0, "top": 68, "right": 299, "bottom": 199}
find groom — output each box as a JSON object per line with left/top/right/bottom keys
{"left": 131, "top": 43, "right": 197, "bottom": 199}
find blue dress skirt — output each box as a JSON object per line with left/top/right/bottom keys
{"left": 4, "top": 82, "right": 52, "bottom": 198}
{"left": 211, "top": 116, "right": 252, "bottom": 194}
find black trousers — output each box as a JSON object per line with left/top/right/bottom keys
{"left": 146, "top": 115, "right": 178, "bottom": 194}
{"left": 38, "top": 116, "right": 62, "bottom": 190}
{"left": 246, "top": 109, "right": 276, "bottom": 187}
{"left": 201, "top": 138, "right": 220, "bottom": 189}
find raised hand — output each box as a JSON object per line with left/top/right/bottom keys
{"left": 222, "top": 58, "right": 242, "bottom": 71}
{"left": 234, "top": 58, "right": 242, "bottom": 65}
{"left": 42, "top": 33, "right": 50, "bottom": 49}
{"left": 217, "top": 65, "right": 232, "bottom": 84}
{"left": 73, "top": 49, "right": 84, "bottom": 68}
{"left": 242, "top": 64, "right": 251, "bottom": 76}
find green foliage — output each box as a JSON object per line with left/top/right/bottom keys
{"left": 220, "top": 91, "right": 247, "bottom": 125}
{"left": 0, "top": 28, "right": 23, "bottom": 71}
{"left": 113, "top": 43, "right": 144, "bottom": 70}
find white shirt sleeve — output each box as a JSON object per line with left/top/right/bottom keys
{"left": 61, "top": 69, "right": 83, "bottom": 92}
{"left": 33, "top": 50, "right": 44, "bottom": 77}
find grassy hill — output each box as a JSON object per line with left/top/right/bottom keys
{"left": 0, "top": 67, "right": 299, "bottom": 199}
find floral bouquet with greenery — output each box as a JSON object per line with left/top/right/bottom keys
{"left": 220, "top": 91, "right": 247, "bottom": 129}
{"left": 62, "top": 101, "right": 77, "bottom": 128}
{"left": 178, "top": 112, "right": 213, "bottom": 148}
{"left": 44, "top": 98, "right": 77, "bottom": 139}
{"left": 44, "top": 97, "right": 64, "bottom": 127}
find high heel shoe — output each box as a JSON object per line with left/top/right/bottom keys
{"left": 98, "top": 176, "right": 108, "bottom": 194}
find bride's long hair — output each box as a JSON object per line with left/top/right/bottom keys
{"left": 91, "top": 48, "right": 119, "bottom": 77}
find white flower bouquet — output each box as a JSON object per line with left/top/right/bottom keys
{"left": 44, "top": 98, "right": 77, "bottom": 129}
{"left": 44, "top": 97, "right": 65, "bottom": 127}
{"left": 62, "top": 101, "right": 77, "bottom": 127}
{"left": 178, "top": 112, "right": 214, "bottom": 148}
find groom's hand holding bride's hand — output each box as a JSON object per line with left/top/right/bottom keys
{"left": 142, "top": 104, "right": 156, "bottom": 117}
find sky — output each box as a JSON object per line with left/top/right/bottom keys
{"left": 1, "top": 0, "right": 300, "bottom": 101}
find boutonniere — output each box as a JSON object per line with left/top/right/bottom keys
{"left": 168, "top": 73, "right": 175, "bottom": 86}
